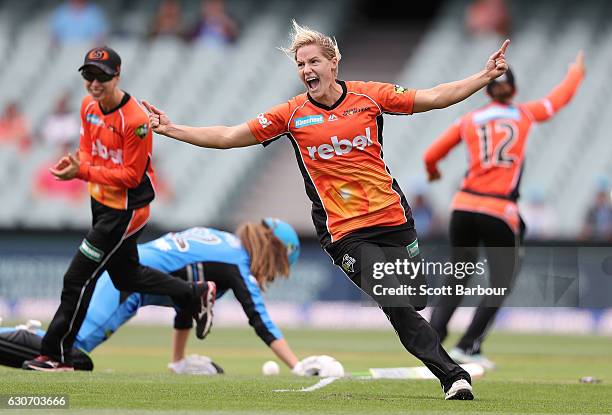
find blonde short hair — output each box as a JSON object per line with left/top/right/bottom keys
{"left": 280, "top": 20, "right": 341, "bottom": 72}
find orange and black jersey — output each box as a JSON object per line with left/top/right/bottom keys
{"left": 77, "top": 93, "right": 156, "bottom": 210}
{"left": 423, "top": 66, "right": 583, "bottom": 232}
{"left": 247, "top": 80, "right": 416, "bottom": 247}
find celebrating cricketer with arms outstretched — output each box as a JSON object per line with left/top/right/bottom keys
{"left": 142, "top": 20, "right": 512, "bottom": 400}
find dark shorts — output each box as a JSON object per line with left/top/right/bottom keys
{"left": 325, "top": 224, "right": 427, "bottom": 309}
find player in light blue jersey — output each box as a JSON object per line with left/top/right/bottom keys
{"left": 0, "top": 219, "right": 302, "bottom": 374}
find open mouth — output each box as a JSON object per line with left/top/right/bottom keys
{"left": 306, "top": 76, "right": 320, "bottom": 91}
{"left": 90, "top": 88, "right": 104, "bottom": 98}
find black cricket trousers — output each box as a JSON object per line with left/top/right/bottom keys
{"left": 429, "top": 210, "right": 521, "bottom": 354}
{"left": 41, "top": 198, "right": 194, "bottom": 363}
{"left": 326, "top": 225, "right": 470, "bottom": 390}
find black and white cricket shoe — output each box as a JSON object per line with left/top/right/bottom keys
{"left": 194, "top": 281, "right": 217, "bottom": 340}
{"left": 22, "top": 355, "right": 74, "bottom": 372}
{"left": 445, "top": 379, "right": 474, "bottom": 400}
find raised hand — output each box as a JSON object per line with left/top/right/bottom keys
{"left": 571, "top": 50, "right": 585, "bottom": 74}
{"left": 485, "top": 39, "right": 510, "bottom": 80}
{"left": 142, "top": 100, "right": 172, "bottom": 135}
{"left": 427, "top": 169, "right": 441, "bottom": 183}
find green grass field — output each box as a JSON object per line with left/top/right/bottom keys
{"left": 0, "top": 326, "right": 610, "bottom": 414}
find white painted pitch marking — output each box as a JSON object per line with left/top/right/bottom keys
{"left": 273, "top": 376, "right": 340, "bottom": 393}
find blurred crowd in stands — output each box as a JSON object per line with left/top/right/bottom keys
{"left": 0, "top": 93, "right": 86, "bottom": 204}
{"left": 466, "top": 0, "right": 510, "bottom": 37}
{"left": 1, "top": 0, "right": 239, "bottom": 209}
{"left": 406, "top": 183, "right": 612, "bottom": 241}
{"left": 49, "top": 0, "right": 239, "bottom": 46}
{"left": 0, "top": 92, "right": 175, "bottom": 207}
{"left": 149, "top": 0, "right": 239, "bottom": 45}
{"left": 1, "top": 0, "right": 611, "bottom": 241}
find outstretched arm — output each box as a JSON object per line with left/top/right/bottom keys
{"left": 413, "top": 40, "right": 510, "bottom": 113}
{"left": 170, "top": 328, "right": 299, "bottom": 369}
{"left": 270, "top": 338, "right": 299, "bottom": 369}
{"left": 141, "top": 101, "right": 258, "bottom": 149}
{"left": 523, "top": 51, "right": 585, "bottom": 122}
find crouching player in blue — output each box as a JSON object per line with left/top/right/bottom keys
{"left": 0, "top": 218, "right": 302, "bottom": 374}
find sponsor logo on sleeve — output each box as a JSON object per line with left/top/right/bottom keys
{"left": 257, "top": 113, "right": 272, "bottom": 129}
{"left": 394, "top": 84, "right": 408, "bottom": 94}
{"left": 79, "top": 239, "right": 104, "bottom": 262}
{"left": 294, "top": 114, "right": 324, "bottom": 129}
{"left": 135, "top": 123, "right": 149, "bottom": 139}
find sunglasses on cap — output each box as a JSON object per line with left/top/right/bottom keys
{"left": 81, "top": 70, "right": 114, "bottom": 83}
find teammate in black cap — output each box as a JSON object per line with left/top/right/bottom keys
{"left": 22, "top": 47, "right": 217, "bottom": 372}
{"left": 78, "top": 46, "right": 121, "bottom": 77}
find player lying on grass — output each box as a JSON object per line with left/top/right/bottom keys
{"left": 1, "top": 219, "right": 306, "bottom": 374}
{"left": 423, "top": 52, "right": 585, "bottom": 369}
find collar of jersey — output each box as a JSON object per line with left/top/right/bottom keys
{"left": 98, "top": 91, "right": 131, "bottom": 115}
{"left": 489, "top": 101, "right": 515, "bottom": 108}
{"left": 307, "top": 80, "right": 347, "bottom": 111}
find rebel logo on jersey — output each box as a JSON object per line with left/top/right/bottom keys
{"left": 91, "top": 139, "right": 123, "bottom": 165}
{"left": 307, "top": 127, "right": 372, "bottom": 160}
{"left": 246, "top": 80, "right": 416, "bottom": 244}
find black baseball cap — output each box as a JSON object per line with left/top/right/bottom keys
{"left": 486, "top": 67, "right": 515, "bottom": 94}
{"left": 78, "top": 46, "right": 121, "bottom": 76}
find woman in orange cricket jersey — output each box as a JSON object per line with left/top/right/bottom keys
{"left": 423, "top": 52, "right": 585, "bottom": 369}
{"left": 143, "top": 21, "right": 512, "bottom": 400}
{"left": 22, "top": 47, "right": 216, "bottom": 372}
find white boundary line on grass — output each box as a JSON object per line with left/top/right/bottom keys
{"left": 273, "top": 376, "right": 341, "bottom": 393}
{"left": 272, "top": 362, "right": 485, "bottom": 393}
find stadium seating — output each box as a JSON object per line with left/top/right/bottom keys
{"left": 0, "top": 0, "right": 348, "bottom": 230}
{"left": 382, "top": 0, "right": 612, "bottom": 237}
{"left": 0, "top": 0, "right": 609, "bottom": 238}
